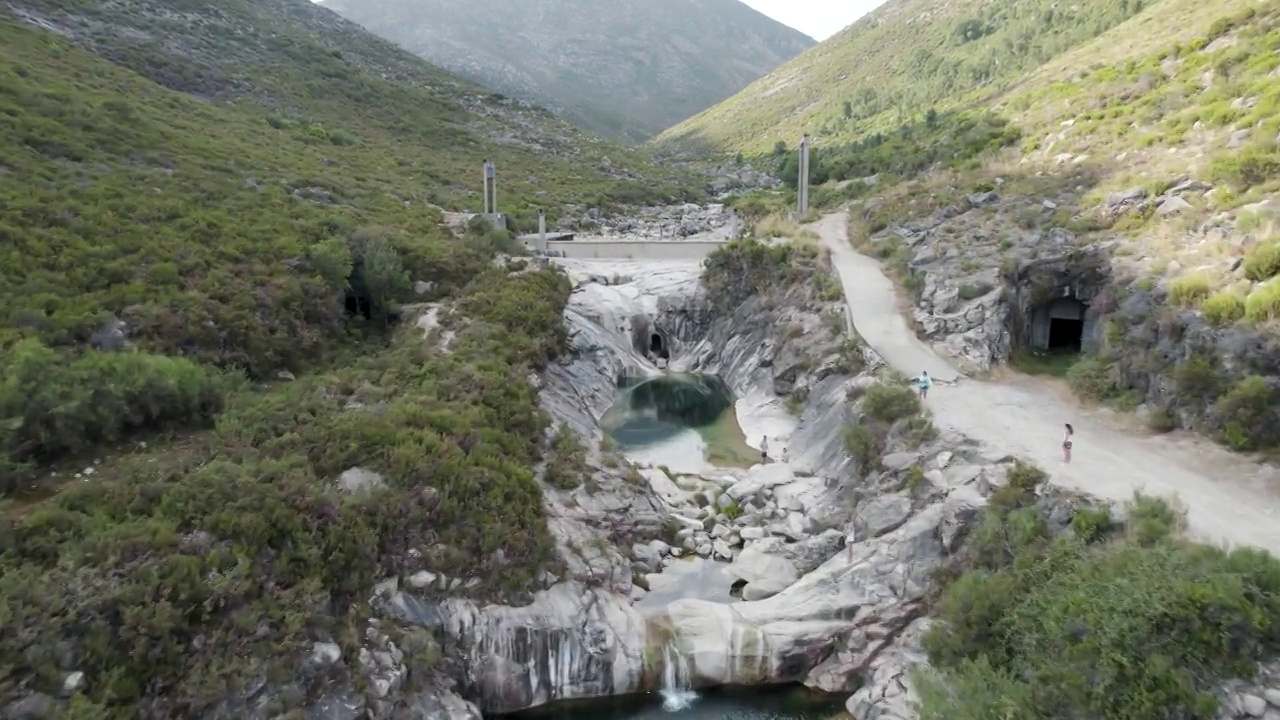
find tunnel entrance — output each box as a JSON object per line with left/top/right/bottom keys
{"left": 344, "top": 291, "right": 373, "bottom": 320}
{"left": 1030, "top": 295, "right": 1088, "bottom": 353}
{"left": 649, "top": 332, "right": 669, "bottom": 360}
{"left": 1048, "top": 317, "right": 1084, "bottom": 351}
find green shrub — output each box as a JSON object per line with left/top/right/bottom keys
{"left": 1168, "top": 274, "right": 1212, "bottom": 306}
{"left": 0, "top": 340, "right": 229, "bottom": 492}
{"left": 843, "top": 422, "right": 883, "bottom": 470}
{"left": 1173, "top": 354, "right": 1223, "bottom": 406}
{"left": 921, "top": 493, "right": 1280, "bottom": 720}
{"left": 1066, "top": 356, "right": 1117, "bottom": 401}
{"left": 542, "top": 424, "right": 589, "bottom": 490}
{"left": 957, "top": 281, "right": 994, "bottom": 301}
{"left": 1244, "top": 279, "right": 1280, "bottom": 323}
{"left": 1243, "top": 243, "right": 1280, "bottom": 283}
{"left": 1209, "top": 375, "right": 1280, "bottom": 451}
{"left": 701, "top": 238, "right": 825, "bottom": 313}
{"left": 1069, "top": 506, "right": 1113, "bottom": 543}
{"left": 1201, "top": 291, "right": 1246, "bottom": 325}
{"left": 862, "top": 382, "right": 922, "bottom": 423}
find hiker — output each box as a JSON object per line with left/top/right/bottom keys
{"left": 1062, "top": 423, "right": 1074, "bottom": 464}
{"left": 760, "top": 436, "right": 769, "bottom": 463}
{"left": 846, "top": 523, "right": 857, "bottom": 562}
{"left": 917, "top": 371, "right": 932, "bottom": 401}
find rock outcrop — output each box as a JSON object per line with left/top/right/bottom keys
{"left": 362, "top": 252, "right": 1019, "bottom": 719}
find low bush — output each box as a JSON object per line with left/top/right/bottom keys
{"left": 862, "top": 382, "right": 922, "bottom": 423}
{"left": 1201, "top": 291, "right": 1246, "bottom": 325}
{"left": 1244, "top": 279, "right": 1280, "bottom": 323}
{"left": 1209, "top": 375, "right": 1280, "bottom": 451}
{"left": 919, "top": 487, "right": 1280, "bottom": 720}
{"left": 1066, "top": 356, "right": 1118, "bottom": 401}
{"left": 1168, "top": 274, "right": 1212, "bottom": 307}
{"left": 0, "top": 340, "right": 231, "bottom": 492}
{"left": 1243, "top": 243, "right": 1280, "bottom": 283}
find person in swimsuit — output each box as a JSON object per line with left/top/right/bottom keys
{"left": 1062, "top": 423, "right": 1074, "bottom": 464}
{"left": 917, "top": 371, "right": 932, "bottom": 401}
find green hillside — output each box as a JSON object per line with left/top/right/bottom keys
{"left": 0, "top": 1, "right": 689, "bottom": 714}
{"left": 657, "top": 0, "right": 1253, "bottom": 154}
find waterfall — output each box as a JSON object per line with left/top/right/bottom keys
{"left": 659, "top": 642, "right": 698, "bottom": 712}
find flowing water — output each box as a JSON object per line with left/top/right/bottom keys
{"left": 659, "top": 643, "right": 698, "bottom": 711}
{"left": 601, "top": 373, "right": 758, "bottom": 471}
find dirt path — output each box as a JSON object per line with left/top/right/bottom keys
{"left": 815, "top": 213, "right": 1280, "bottom": 554}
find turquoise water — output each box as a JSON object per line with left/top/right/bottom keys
{"left": 506, "top": 685, "right": 848, "bottom": 720}
{"left": 601, "top": 373, "right": 758, "bottom": 468}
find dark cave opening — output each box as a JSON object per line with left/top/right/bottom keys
{"left": 1048, "top": 317, "right": 1084, "bottom": 352}
{"left": 344, "top": 291, "right": 373, "bottom": 320}
{"left": 649, "top": 332, "right": 669, "bottom": 360}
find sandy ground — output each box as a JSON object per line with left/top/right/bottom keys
{"left": 815, "top": 212, "right": 1280, "bottom": 554}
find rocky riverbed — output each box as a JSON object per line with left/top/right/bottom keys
{"left": 345, "top": 252, "right": 1047, "bottom": 720}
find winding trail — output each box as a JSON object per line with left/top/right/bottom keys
{"left": 815, "top": 213, "right": 1280, "bottom": 555}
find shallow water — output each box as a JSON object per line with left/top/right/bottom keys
{"left": 634, "top": 557, "right": 736, "bottom": 609}
{"left": 506, "top": 685, "right": 848, "bottom": 720}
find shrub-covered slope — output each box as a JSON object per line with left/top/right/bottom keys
{"left": 657, "top": 0, "right": 1171, "bottom": 152}
{"left": 0, "top": 0, "right": 680, "bottom": 714}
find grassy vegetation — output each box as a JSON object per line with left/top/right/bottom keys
{"left": 658, "top": 0, "right": 1156, "bottom": 152}
{"left": 918, "top": 468, "right": 1280, "bottom": 720}
{"left": 0, "top": 2, "right": 696, "bottom": 714}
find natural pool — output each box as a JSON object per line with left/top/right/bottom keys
{"left": 505, "top": 685, "right": 849, "bottom": 720}
{"left": 600, "top": 372, "right": 759, "bottom": 471}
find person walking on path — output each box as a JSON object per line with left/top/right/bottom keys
{"left": 916, "top": 371, "right": 932, "bottom": 401}
{"left": 1062, "top": 423, "right": 1074, "bottom": 464}
{"left": 760, "top": 436, "right": 769, "bottom": 464}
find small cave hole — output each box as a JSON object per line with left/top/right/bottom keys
{"left": 649, "top": 332, "right": 670, "bottom": 360}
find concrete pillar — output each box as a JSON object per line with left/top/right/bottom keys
{"left": 482, "top": 160, "right": 498, "bottom": 215}
{"left": 538, "top": 210, "right": 547, "bottom": 252}
{"left": 482, "top": 160, "right": 491, "bottom": 214}
{"left": 797, "top": 134, "right": 810, "bottom": 215}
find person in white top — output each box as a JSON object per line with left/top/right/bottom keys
{"left": 760, "top": 436, "right": 769, "bottom": 463}
{"left": 1062, "top": 423, "right": 1074, "bottom": 464}
{"left": 846, "top": 523, "right": 857, "bottom": 562}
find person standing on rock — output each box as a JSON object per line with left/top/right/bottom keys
{"left": 1062, "top": 423, "right": 1074, "bottom": 464}
{"left": 760, "top": 436, "right": 769, "bottom": 464}
{"left": 917, "top": 371, "right": 932, "bottom": 401}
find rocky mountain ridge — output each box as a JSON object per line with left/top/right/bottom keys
{"left": 320, "top": 0, "right": 815, "bottom": 143}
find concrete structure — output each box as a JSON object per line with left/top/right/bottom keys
{"left": 476, "top": 213, "right": 509, "bottom": 230}
{"left": 482, "top": 159, "right": 498, "bottom": 214}
{"left": 519, "top": 231, "right": 575, "bottom": 248}
{"left": 548, "top": 240, "right": 727, "bottom": 260}
{"left": 795, "top": 134, "right": 810, "bottom": 216}
{"left": 1029, "top": 290, "right": 1091, "bottom": 352}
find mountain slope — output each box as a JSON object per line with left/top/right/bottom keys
{"left": 320, "top": 0, "right": 815, "bottom": 143}
{"left": 657, "top": 0, "right": 1174, "bottom": 152}
{"left": 0, "top": 2, "right": 692, "bottom": 714}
